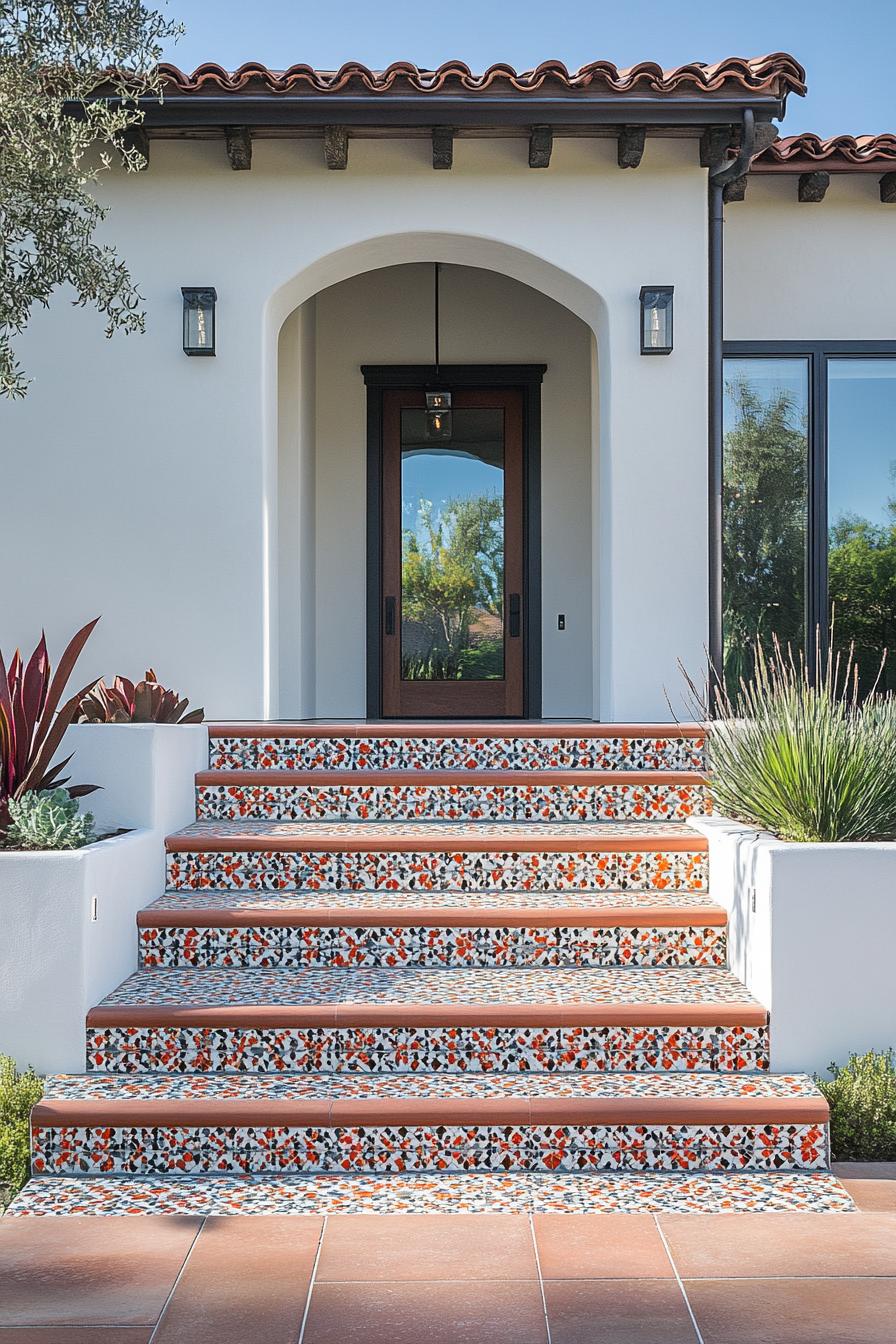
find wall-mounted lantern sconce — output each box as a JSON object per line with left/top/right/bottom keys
{"left": 639, "top": 286, "right": 673, "bottom": 355}
{"left": 425, "top": 389, "right": 453, "bottom": 440}
{"left": 181, "top": 287, "right": 217, "bottom": 355}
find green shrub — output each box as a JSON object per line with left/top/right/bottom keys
{"left": 818, "top": 1049, "right": 896, "bottom": 1161}
{"left": 689, "top": 634, "right": 896, "bottom": 842}
{"left": 0, "top": 1057, "right": 42, "bottom": 1209}
{"left": 5, "top": 788, "right": 96, "bottom": 850}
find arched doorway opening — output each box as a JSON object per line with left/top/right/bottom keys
{"left": 266, "top": 238, "right": 606, "bottom": 720}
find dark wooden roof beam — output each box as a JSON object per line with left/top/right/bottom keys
{"left": 617, "top": 126, "right": 645, "bottom": 168}
{"left": 723, "top": 174, "right": 748, "bottom": 202}
{"left": 700, "top": 125, "right": 734, "bottom": 169}
{"left": 798, "top": 170, "right": 830, "bottom": 202}
{"left": 323, "top": 125, "right": 349, "bottom": 169}
{"left": 432, "top": 126, "right": 453, "bottom": 168}
{"left": 528, "top": 125, "right": 552, "bottom": 168}
{"left": 224, "top": 126, "right": 252, "bottom": 169}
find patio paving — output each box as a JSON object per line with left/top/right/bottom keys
{"left": 1, "top": 1166, "right": 893, "bottom": 1343}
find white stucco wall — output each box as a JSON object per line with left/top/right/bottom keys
{"left": 0, "top": 136, "right": 709, "bottom": 720}
{"left": 725, "top": 174, "right": 896, "bottom": 340}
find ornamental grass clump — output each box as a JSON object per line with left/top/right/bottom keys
{"left": 691, "top": 634, "right": 896, "bottom": 843}
{"left": 818, "top": 1050, "right": 896, "bottom": 1161}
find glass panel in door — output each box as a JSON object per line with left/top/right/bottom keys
{"left": 827, "top": 358, "right": 896, "bottom": 692}
{"left": 399, "top": 407, "right": 506, "bottom": 682}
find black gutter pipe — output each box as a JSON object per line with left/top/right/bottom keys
{"left": 707, "top": 108, "right": 755, "bottom": 695}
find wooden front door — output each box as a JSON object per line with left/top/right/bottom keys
{"left": 381, "top": 386, "right": 525, "bottom": 717}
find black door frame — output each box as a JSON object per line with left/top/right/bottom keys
{"left": 361, "top": 363, "right": 546, "bottom": 719}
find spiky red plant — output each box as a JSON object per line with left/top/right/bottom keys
{"left": 78, "top": 668, "right": 204, "bottom": 724}
{"left": 0, "top": 618, "right": 100, "bottom": 830}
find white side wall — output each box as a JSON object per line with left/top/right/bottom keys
{"left": 1, "top": 725, "right": 206, "bottom": 1074}
{"left": 694, "top": 816, "right": 896, "bottom": 1076}
{"left": 726, "top": 174, "right": 896, "bottom": 339}
{"left": 0, "top": 137, "right": 709, "bottom": 720}
{"left": 304, "top": 263, "right": 593, "bottom": 718}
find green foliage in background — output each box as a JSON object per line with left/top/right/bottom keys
{"left": 1, "top": 0, "right": 182, "bottom": 397}
{"left": 830, "top": 511, "right": 896, "bottom": 695}
{"left": 0, "top": 1056, "right": 42, "bottom": 1209}
{"left": 722, "top": 375, "right": 806, "bottom": 696}
{"left": 402, "top": 493, "right": 504, "bottom": 674}
{"left": 819, "top": 1050, "right": 896, "bottom": 1161}
{"left": 5, "top": 787, "right": 96, "bottom": 849}
{"left": 723, "top": 372, "right": 896, "bottom": 698}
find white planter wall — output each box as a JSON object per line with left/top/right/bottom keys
{"left": 692, "top": 816, "right": 896, "bottom": 1076}
{"left": 0, "top": 724, "right": 206, "bottom": 1074}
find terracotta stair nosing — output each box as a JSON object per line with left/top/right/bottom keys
{"left": 136, "top": 903, "right": 727, "bottom": 930}
{"left": 164, "top": 832, "right": 709, "bottom": 855}
{"left": 207, "top": 722, "right": 707, "bottom": 740}
{"left": 86, "top": 1002, "right": 767, "bottom": 1029}
{"left": 31, "top": 1094, "right": 828, "bottom": 1129}
{"left": 196, "top": 769, "right": 709, "bottom": 787}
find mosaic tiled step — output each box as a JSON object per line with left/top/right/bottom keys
{"left": 137, "top": 894, "right": 727, "bottom": 969}
{"left": 32, "top": 1072, "right": 828, "bottom": 1176}
{"left": 208, "top": 722, "right": 706, "bottom": 773}
{"left": 195, "top": 771, "right": 710, "bottom": 824}
{"left": 7, "top": 1171, "right": 855, "bottom": 1217}
{"left": 165, "top": 820, "right": 708, "bottom": 893}
{"left": 86, "top": 967, "right": 768, "bottom": 1074}
{"left": 147, "top": 888, "right": 720, "bottom": 913}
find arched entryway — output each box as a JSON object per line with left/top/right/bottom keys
{"left": 265, "top": 236, "right": 608, "bottom": 720}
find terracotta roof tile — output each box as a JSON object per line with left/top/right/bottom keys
{"left": 752, "top": 132, "right": 896, "bottom": 170}
{"left": 158, "top": 53, "right": 806, "bottom": 98}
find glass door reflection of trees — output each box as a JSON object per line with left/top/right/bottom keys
{"left": 722, "top": 358, "right": 809, "bottom": 694}
{"left": 722, "top": 350, "right": 896, "bottom": 697}
{"left": 828, "top": 360, "right": 896, "bottom": 692}
{"left": 400, "top": 407, "right": 505, "bottom": 681}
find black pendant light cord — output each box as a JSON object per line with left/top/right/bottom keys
{"left": 434, "top": 261, "right": 440, "bottom": 377}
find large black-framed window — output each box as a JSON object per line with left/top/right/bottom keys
{"left": 722, "top": 342, "right": 896, "bottom": 695}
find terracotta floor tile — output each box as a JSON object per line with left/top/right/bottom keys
{"left": 686, "top": 1277, "right": 896, "bottom": 1344}
{"left": 149, "top": 1215, "right": 322, "bottom": 1343}
{"left": 0, "top": 1333, "right": 152, "bottom": 1343}
{"left": 658, "top": 1212, "right": 896, "bottom": 1278}
{"left": 315, "top": 1213, "right": 538, "bottom": 1282}
{"left": 0, "top": 1215, "right": 200, "bottom": 1326}
{"left": 833, "top": 1163, "right": 896, "bottom": 1213}
{"left": 534, "top": 1214, "right": 673, "bottom": 1279}
{"left": 301, "top": 1279, "right": 548, "bottom": 1344}
{"left": 544, "top": 1280, "right": 698, "bottom": 1343}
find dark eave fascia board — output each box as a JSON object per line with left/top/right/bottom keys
{"left": 751, "top": 159, "right": 894, "bottom": 174}
{"left": 130, "top": 90, "right": 787, "bottom": 130}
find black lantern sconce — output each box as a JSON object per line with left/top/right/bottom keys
{"left": 425, "top": 264, "right": 453, "bottom": 440}
{"left": 639, "top": 286, "right": 673, "bottom": 355}
{"left": 181, "top": 287, "right": 217, "bottom": 356}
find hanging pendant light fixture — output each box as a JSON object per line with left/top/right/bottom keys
{"left": 425, "top": 263, "right": 452, "bottom": 440}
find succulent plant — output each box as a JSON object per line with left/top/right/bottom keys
{"left": 78, "top": 669, "right": 204, "bottom": 724}
{"left": 0, "top": 619, "right": 99, "bottom": 831}
{"left": 5, "top": 788, "right": 95, "bottom": 850}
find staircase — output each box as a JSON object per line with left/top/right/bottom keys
{"left": 13, "top": 723, "right": 852, "bottom": 1215}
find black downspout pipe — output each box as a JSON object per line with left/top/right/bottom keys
{"left": 708, "top": 108, "right": 755, "bottom": 697}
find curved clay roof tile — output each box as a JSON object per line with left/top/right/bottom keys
{"left": 157, "top": 52, "right": 807, "bottom": 97}
{"left": 756, "top": 133, "right": 896, "bottom": 165}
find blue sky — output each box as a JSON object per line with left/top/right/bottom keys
{"left": 161, "top": 0, "right": 896, "bottom": 136}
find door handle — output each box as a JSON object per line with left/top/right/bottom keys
{"left": 384, "top": 595, "right": 396, "bottom": 636}
{"left": 509, "top": 593, "right": 521, "bottom": 638}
